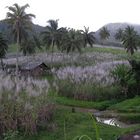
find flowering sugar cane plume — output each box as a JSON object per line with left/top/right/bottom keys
{"left": 3, "top": 51, "right": 124, "bottom": 68}
{"left": 0, "top": 71, "right": 54, "bottom": 135}
{"left": 0, "top": 72, "right": 50, "bottom": 98}
{"left": 55, "top": 61, "right": 129, "bottom": 86}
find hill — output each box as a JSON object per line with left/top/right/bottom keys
{"left": 0, "top": 20, "right": 45, "bottom": 43}
{"left": 94, "top": 22, "right": 140, "bottom": 46}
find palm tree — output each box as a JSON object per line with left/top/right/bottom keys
{"left": 99, "top": 27, "right": 110, "bottom": 40}
{"left": 55, "top": 27, "right": 68, "bottom": 51}
{"left": 60, "top": 29, "right": 83, "bottom": 63}
{"left": 6, "top": 3, "right": 35, "bottom": 75}
{"left": 20, "top": 40, "right": 35, "bottom": 56}
{"left": 20, "top": 35, "right": 41, "bottom": 56}
{"left": 122, "top": 26, "right": 139, "bottom": 55}
{"left": 115, "top": 28, "right": 123, "bottom": 41}
{"left": 41, "top": 19, "right": 60, "bottom": 63}
{"left": 61, "top": 29, "right": 83, "bottom": 54}
{"left": 0, "top": 33, "right": 8, "bottom": 70}
{"left": 81, "top": 26, "right": 95, "bottom": 47}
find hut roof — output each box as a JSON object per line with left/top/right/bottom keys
{"left": 20, "top": 61, "right": 50, "bottom": 70}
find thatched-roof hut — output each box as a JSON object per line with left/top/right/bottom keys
{"left": 20, "top": 62, "right": 51, "bottom": 77}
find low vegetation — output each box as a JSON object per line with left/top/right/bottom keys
{"left": 0, "top": 73, "right": 55, "bottom": 138}
{"left": 4, "top": 108, "right": 139, "bottom": 140}
{"left": 55, "top": 96, "right": 118, "bottom": 110}
{"left": 109, "top": 96, "right": 140, "bottom": 113}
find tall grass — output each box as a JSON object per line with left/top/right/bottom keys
{"left": 0, "top": 72, "right": 55, "bottom": 137}
{"left": 54, "top": 61, "right": 128, "bottom": 101}
{"left": 57, "top": 80, "right": 121, "bottom": 101}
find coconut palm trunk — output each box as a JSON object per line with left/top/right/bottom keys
{"left": 16, "top": 27, "right": 20, "bottom": 76}
{"left": 15, "top": 27, "right": 20, "bottom": 94}
{"left": 51, "top": 38, "right": 54, "bottom": 65}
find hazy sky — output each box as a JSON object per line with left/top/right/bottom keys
{"left": 1, "top": 0, "right": 140, "bottom": 31}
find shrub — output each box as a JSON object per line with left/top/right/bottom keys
{"left": 111, "top": 64, "right": 136, "bottom": 98}
{"left": 129, "top": 59, "right": 140, "bottom": 95}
